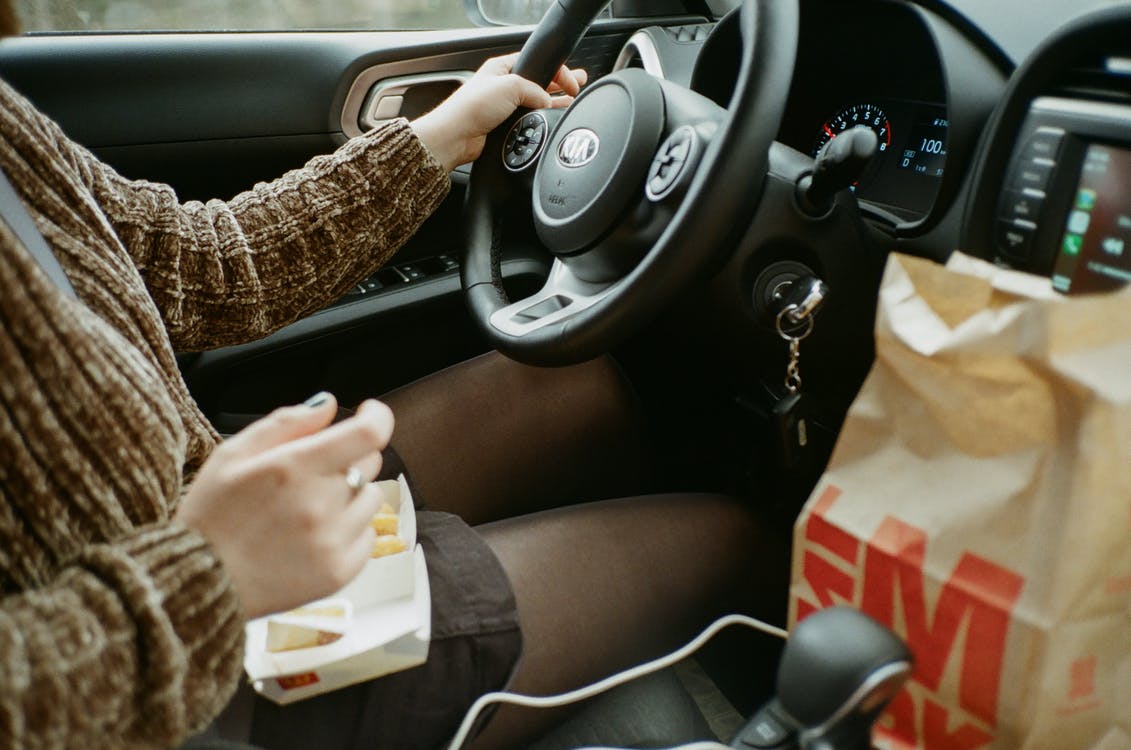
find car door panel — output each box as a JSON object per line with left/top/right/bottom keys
{"left": 0, "top": 22, "right": 675, "bottom": 190}
{"left": 0, "top": 18, "right": 699, "bottom": 421}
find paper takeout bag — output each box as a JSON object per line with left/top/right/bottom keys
{"left": 789, "top": 252, "right": 1131, "bottom": 749}
{"left": 244, "top": 473, "right": 431, "bottom": 704}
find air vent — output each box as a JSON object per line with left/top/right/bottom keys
{"left": 567, "top": 34, "right": 631, "bottom": 81}
{"left": 1049, "top": 54, "right": 1131, "bottom": 105}
{"left": 621, "top": 50, "right": 644, "bottom": 70}
{"left": 663, "top": 24, "right": 711, "bottom": 43}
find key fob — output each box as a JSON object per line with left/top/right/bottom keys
{"left": 772, "top": 391, "right": 810, "bottom": 473}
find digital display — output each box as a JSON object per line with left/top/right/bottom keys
{"left": 897, "top": 114, "right": 948, "bottom": 177}
{"left": 1052, "top": 143, "right": 1131, "bottom": 294}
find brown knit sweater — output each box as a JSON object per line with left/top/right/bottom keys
{"left": 0, "top": 77, "right": 450, "bottom": 747}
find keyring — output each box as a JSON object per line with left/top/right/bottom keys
{"left": 775, "top": 304, "right": 815, "bottom": 341}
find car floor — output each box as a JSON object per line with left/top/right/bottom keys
{"left": 674, "top": 659, "right": 747, "bottom": 742}
{"left": 524, "top": 661, "right": 742, "bottom": 749}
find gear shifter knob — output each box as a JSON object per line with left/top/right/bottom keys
{"left": 731, "top": 607, "right": 911, "bottom": 750}
{"left": 779, "top": 607, "right": 912, "bottom": 750}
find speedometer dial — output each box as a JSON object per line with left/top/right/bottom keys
{"left": 813, "top": 103, "right": 892, "bottom": 157}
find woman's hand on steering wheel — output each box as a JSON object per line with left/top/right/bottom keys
{"left": 461, "top": 0, "right": 798, "bottom": 366}
{"left": 411, "top": 53, "right": 587, "bottom": 173}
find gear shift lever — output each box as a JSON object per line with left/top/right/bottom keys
{"left": 731, "top": 607, "right": 913, "bottom": 750}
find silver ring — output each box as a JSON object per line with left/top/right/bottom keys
{"left": 345, "top": 466, "right": 366, "bottom": 494}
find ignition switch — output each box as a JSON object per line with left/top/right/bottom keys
{"left": 774, "top": 275, "right": 828, "bottom": 325}
{"left": 752, "top": 261, "right": 828, "bottom": 334}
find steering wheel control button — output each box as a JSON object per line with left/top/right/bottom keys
{"left": 521, "top": 113, "right": 546, "bottom": 142}
{"left": 503, "top": 112, "right": 548, "bottom": 172}
{"left": 646, "top": 126, "right": 697, "bottom": 201}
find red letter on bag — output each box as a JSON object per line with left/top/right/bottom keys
{"left": 862, "top": 516, "right": 1024, "bottom": 727}
{"left": 797, "top": 485, "right": 861, "bottom": 622}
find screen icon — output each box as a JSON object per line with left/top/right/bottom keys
{"left": 1102, "top": 237, "right": 1125, "bottom": 256}
{"left": 1067, "top": 210, "right": 1091, "bottom": 235}
{"left": 1062, "top": 234, "right": 1083, "bottom": 256}
{"left": 1075, "top": 188, "right": 1097, "bottom": 211}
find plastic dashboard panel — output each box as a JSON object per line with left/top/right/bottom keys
{"left": 681, "top": 0, "right": 1008, "bottom": 242}
{"left": 962, "top": 5, "right": 1131, "bottom": 276}
{"left": 0, "top": 19, "right": 699, "bottom": 199}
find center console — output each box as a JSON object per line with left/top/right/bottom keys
{"left": 994, "top": 95, "right": 1131, "bottom": 294}
{"left": 962, "top": 5, "right": 1131, "bottom": 295}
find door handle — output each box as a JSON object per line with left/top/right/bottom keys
{"left": 359, "top": 72, "right": 473, "bottom": 131}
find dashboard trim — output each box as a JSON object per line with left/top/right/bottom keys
{"left": 612, "top": 30, "right": 666, "bottom": 78}
{"left": 1031, "top": 96, "right": 1131, "bottom": 128}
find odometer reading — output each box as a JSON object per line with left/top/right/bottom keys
{"left": 812, "top": 103, "right": 892, "bottom": 157}
{"left": 898, "top": 115, "right": 948, "bottom": 176}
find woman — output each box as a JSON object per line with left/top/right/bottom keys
{"left": 0, "top": 5, "right": 785, "bottom": 748}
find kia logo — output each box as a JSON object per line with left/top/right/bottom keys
{"left": 557, "top": 128, "right": 599, "bottom": 168}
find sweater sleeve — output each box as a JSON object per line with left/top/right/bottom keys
{"left": 72, "top": 120, "right": 451, "bottom": 352}
{"left": 0, "top": 523, "right": 245, "bottom": 749}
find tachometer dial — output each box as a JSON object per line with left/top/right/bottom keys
{"left": 813, "top": 103, "right": 892, "bottom": 157}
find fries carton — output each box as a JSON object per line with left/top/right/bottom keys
{"left": 243, "top": 473, "right": 430, "bottom": 704}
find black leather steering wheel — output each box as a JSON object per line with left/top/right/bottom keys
{"left": 462, "top": 0, "right": 798, "bottom": 366}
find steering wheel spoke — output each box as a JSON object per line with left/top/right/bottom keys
{"left": 488, "top": 258, "right": 617, "bottom": 338}
{"left": 464, "top": 0, "right": 799, "bottom": 365}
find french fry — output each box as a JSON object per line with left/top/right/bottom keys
{"left": 372, "top": 534, "right": 406, "bottom": 558}
{"left": 370, "top": 513, "right": 399, "bottom": 536}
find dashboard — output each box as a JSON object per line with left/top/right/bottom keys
{"left": 622, "top": 1, "right": 956, "bottom": 226}
{"left": 962, "top": 9, "right": 1131, "bottom": 295}
{"left": 610, "top": 0, "right": 1131, "bottom": 301}
{"left": 762, "top": 1, "right": 950, "bottom": 223}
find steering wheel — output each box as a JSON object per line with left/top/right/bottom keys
{"left": 462, "top": 0, "right": 798, "bottom": 366}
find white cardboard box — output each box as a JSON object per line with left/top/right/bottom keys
{"left": 243, "top": 474, "right": 431, "bottom": 704}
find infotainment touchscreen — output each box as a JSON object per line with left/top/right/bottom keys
{"left": 1051, "top": 143, "right": 1131, "bottom": 294}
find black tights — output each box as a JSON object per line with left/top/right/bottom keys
{"left": 380, "top": 353, "right": 789, "bottom": 749}
{"left": 195, "top": 353, "right": 788, "bottom": 750}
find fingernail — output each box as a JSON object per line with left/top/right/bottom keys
{"left": 303, "top": 391, "right": 332, "bottom": 408}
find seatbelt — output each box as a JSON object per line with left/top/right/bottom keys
{"left": 0, "top": 166, "right": 76, "bottom": 298}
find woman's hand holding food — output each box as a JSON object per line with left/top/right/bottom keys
{"left": 177, "top": 394, "right": 393, "bottom": 619}
{"left": 410, "top": 52, "right": 588, "bottom": 172}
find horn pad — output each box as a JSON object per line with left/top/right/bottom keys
{"left": 533, "top": 68, "right": 665, "bottom": 256}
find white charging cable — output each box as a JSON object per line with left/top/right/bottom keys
{"left": 445, "top": 613, "right": 789, "bottom": 750}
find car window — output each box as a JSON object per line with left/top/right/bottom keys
{"left": 13, "top": 0, "right": 553, "bottom": 32}
{"left": 941, "top": 0, "right": 1126, "bottom": 62}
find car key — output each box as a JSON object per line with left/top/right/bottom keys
{"left": 773, "top": 305, "right": 813, "bottom": 473}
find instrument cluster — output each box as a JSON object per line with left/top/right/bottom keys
{"left": 691, "top": 0, "right": 951, "bottom": 223}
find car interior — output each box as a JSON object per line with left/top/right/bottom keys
{"left": 3, "top": 0, "right": 1129, "bottom": 745}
